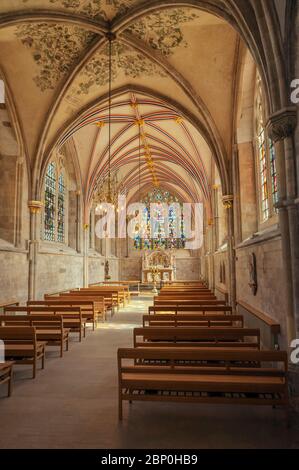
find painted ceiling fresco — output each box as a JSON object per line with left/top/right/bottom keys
{"left": 14, "top": 7, "right": 199, "bottom": 92}
{"left": 15, "top": 23, "right": 98, "bottom": 91}
{"left": 20, "top": 0, "right": 142, "bottom": 21}
{"left": 0, "top": 2, "right": 238, "bottom": 201}
{"left": 126, "top": 9, "right": 200, "bottom": 57}
{"left": 73, "top": 41, "right": 167, "bottom": 96}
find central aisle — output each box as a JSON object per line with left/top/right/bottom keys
{"left": 0, "top": 296, "right": 297, "bottom": 449}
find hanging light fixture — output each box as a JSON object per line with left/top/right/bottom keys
{"left": 94, "top": 31, "right": 118, "bottom": 208}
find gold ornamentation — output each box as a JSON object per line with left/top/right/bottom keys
{"left": 175, "top": 116, "right": 183, "bottom": 125}
{"left": 28, "top": 200, "right": 43, "bottom": 214}
{"left": 222, "top": 195, "right": 233, "bottom": 209}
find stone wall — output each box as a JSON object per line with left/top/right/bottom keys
{"left": 0, "top": 249, "right": 28, "bottom": 303}
{"left": 36, "top": 251, "right": 84, "bottom": 299}
{"left": 88, "top": 254, "right": 105, "bottom": 284}
{"left": 120, "top": 257, "right": 142, "bottom": 280}
{"left": 175, "top": 258, "right": 201, "bottom": 280}
{"left": 235, "top": 235, "right": 288, "bottom": 349}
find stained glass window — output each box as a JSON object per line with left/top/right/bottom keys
{"left": 133, "top": 189, "right": 186, "bottom": 250}
{"left": 256, "top": 77, "right": 269, "bottom": 221}
{"left": 44, "top": 162, "right": 56, "bottom": 241}
{"left": 258, "top": 126, "right": 269, "bottom": 220}
{"left": 57, "top": 173, "right": 65, "bottom": 243}
{"left": 269, "top": 139, "right": 278, "bottom": 210}
{"left": 43, "top": 161, "right": 67, "bottom": 243}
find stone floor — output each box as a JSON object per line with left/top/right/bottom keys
{"left": 0, "top": 296, "right": 299, "bottom": 449}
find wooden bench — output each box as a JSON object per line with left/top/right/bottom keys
{"left": 89, "top": 284, "right": 131, "bottom": 305}
{"left": 4, "top": 306, "right": 86, "bottom": 342}
{"left": 149, "top": 305, "right": 232, "bottom": 315}
{"left": 97, "top": 280, "right": 139, "bottom": 295}
{"left": 0, "top": 327, "right": 46, "bottom": 378}
{"left": 154, "top": 299, "right": 226, "bottom": 306}
{"left": 162, "top": 281, "right": 205, "bottom": 286}
{"left": 79, "top": 287, "right": 124, "bottom": 308}
{"left": 133, "top": 327, "right": 260, "bottom": 350}
{"left": 117, "top": 348, "right": 288, "bottom": 420}
{"left": 0, "top": 361, "right": 14, "bottom": 397}
{"left": 157, "top": 295, "right": 217, "bottom": 302}
{"left": 0, "top": 314, "right": 70, "bottom": 357}
{"left": 38, "top": 297, "right": 104, "bottom": 326}
{"left": 66, "top": 291, "right": 116, "bottom": 313}
{"left": 237, "top": 300, "right": 281, "bottom": 350}
{"left": 160, "top": 288, "right": 212, "bottom": 293}
{"left": 0, "top": 301, "right": 19, "bottom": 315}
{"left": 143, "top": 314, "right": 244, "bottom": 328}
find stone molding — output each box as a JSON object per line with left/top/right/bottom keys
{"left": 222, "top": 194, "right": 234, "bottom": 209}
{"left": 267, "top": 107, "right": 297, "bottom": 142}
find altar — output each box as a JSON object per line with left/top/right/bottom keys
{"left": 142, "top": 250, "right": 176, "bottom": 283}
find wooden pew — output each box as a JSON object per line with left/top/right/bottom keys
{"left": 66, "top": 291, "right": 116, "bottom": 313}
{"left": 117, "top": 348, "right": 288, "bottom": 420}
{"left": 0, "top": 301, "right": 19, "bottom": 313}
{"left": 90, "top": 284, "right": 131, "bottom": 304}
{"left": 4, "top": 306, "right": 86, "bottom": 342}
{"left": 133, "top": 327, "right": 260, "bottom": 350}
{"left": 79, "top": 287, "right": 124, "bottom": 308}
{"left": 143, "top": 314, "right": 244, "bottom": 328}
{"left": 0, "top": 314, "right": 70, "bottom": 357}
{"left": 153, "top": 300, "right": 227, "bottom": 308}
{"left": 0, "top": 361, "right": 14, "bottom": 397}
{"left": 163, "top": 281, "right": 205, "bottom": 286}
{"left": 0, "top": 327, "right": 46, "bottom": 378}
{"left": 160, "top": 287, "right": 212, "bottom": 293}
{"left": 37, "top": 297, "right": 104, "bottom": 326}
{"left": 157, "top": 294, "right": 217, "bottom": 301}
{"left": 98, "top": 280, "right": 139, "bottom": 294}
{"left": 149, "top": 306, "right": 232, "bottom": 315}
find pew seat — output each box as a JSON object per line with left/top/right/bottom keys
{"left": 0, "top": 327, "right": 46, "bottom": 378}
{"left": 4, "top": 306, "right": 86, "bottom": 342}
{"left": 134, "top": 327, "right": 260, "bottom": 350}
{"left": 0, "top": 315, "right": 70, "bottom": 357}
{"left": 143, "top": 314, "right": 244, "bottom": 328}
{"left": 117, "top": 348, "right": 288, "bottom": 420}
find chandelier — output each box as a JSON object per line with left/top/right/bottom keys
{"left": 94, "top": 32, "right": 118, "bottom": 208}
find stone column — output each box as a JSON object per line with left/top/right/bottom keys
{"left": 75, "top": 191, "right": 81, "bottom": 253}
{"left": 222, "top": 195, "right": 236, "bottom": 311}
{"left": 28, "top": 200, "right": 43, "bottom": 300}
{"left": 83, "top": 223, "right": 89, "bottom": 288}
{"left": 212, "top": 185, "right": 219, "bottom": 250}
{"left": 15, "top": 157, "right": 24, "bottom": 248}
{"left": 267, "top": 107, "right": 298, "bottom": 341}
{"left": 232, "top": 144, "right": 242, "bottom": 245}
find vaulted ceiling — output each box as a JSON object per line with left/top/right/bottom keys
{"left": 0, "top": 0, "right": 254, "bottom": 209}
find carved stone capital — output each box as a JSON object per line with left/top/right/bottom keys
{"left": 28, "top": 200, "right": 43, "bottom": 214}
{"left": 222, "top": 195, "right": 234, "bottom": 209}
{"left": 267, "top": 107, "right": 297, "bottom": 142}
